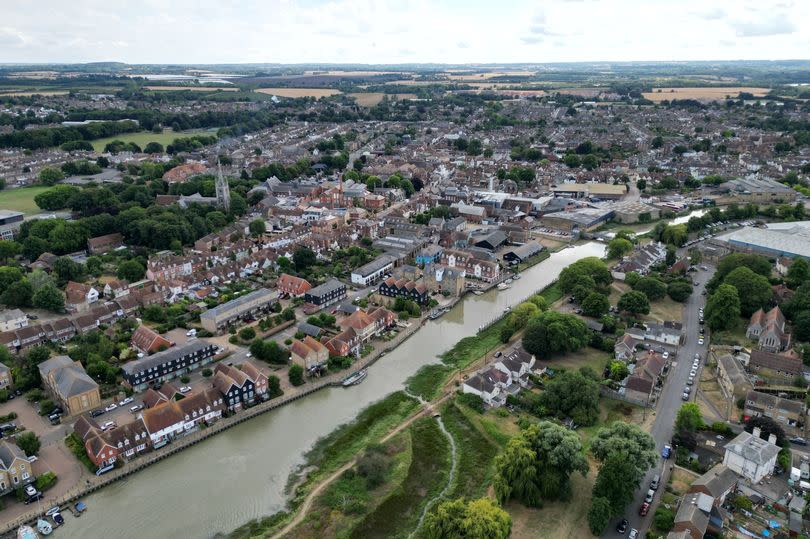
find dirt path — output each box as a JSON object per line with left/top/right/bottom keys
{"left": 270, "top": 394, "right": 450, "bottom": 539}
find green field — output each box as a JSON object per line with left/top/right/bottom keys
{"left": 0, "top": 186, "right": 50, "bottom": 215}
{"left": 90, "top": 128, "right": 212, "bottom": 152}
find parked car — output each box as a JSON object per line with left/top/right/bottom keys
{"left": 698, "top": 338, "right": 704, "bottom": 345}
{"left": 186, "top": 329, "right": 197, "bottom": 337}
{"left": 101, "top": 421, "right": 116, "bottom": 431}
{"left": 494, "top": 351, "right": 502, "bottom": 358}
{"left": 639, "top": 502, "right": 650, "bottom": 516}
{"left": 90, "top": 409, "right": 105, "bottom": 418}
{"left": 104, "top": 403, "right": 117, "bottom": 412}
{"left": 179, "top": 386, "right": 192, "bottom": 394}
{"left": 791, "top": 437, "right": 808, "bottom": 446}
{"left": 0, "top": 423, "right": 16, "bottom": 433}
{"left": 27, "top": 455, "right": 38, "bottom": 463}
{"left": 682, "top": 392, "right": 690, "bottom": 401}
{"left": 650, "top": 474, "right": 660, "bottom": 490}
{"left": 616, "top": 519, "right": 628, "bottom": 534}
{"left": 129, "top": 405, "right": 143, "bottom": 413}
{"left": 119, "top": 397, "right": 133, "bottom": 406}
{"left": 662, "top": 444, "right": 671, "bottom": 459}
{"left": 629, "top": 529, "right": 639, "bottom": 539}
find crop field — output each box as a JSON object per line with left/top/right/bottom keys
{"left": 0, "top": 90, "right": 69, "bottom": 96}
{"left": 90, "top": 128, "right": 211, "bottom": 152}
{"left": 347, "top": 92, "right": 417, "bottom": 106}
{"left": 0, "top": 186, "right": 50, "bottom": 214}
{"left": 642, "top": 86, "right": 769, "bottom": 101}
{"left": 254, "top": 88, "right": 342, "bottom": 98}
{"left": 446, "top": 71, "right": 536, "bottom": 80}
{"left": 143, "top": 86, "right": 238, "bottom": 92}
{"left": 304, "top": 70, "right": 404, "bottom": 77}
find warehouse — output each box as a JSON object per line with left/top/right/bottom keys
{"left": 612, "top": 201, "right": 661, "bottom": 224}
{"left": 503, "top": 242, "right": 544, "bottom": 263}
{"left": 540, "top": 207, "right": 615, "bottom": 232}
{"left": 200, "top": 288, "right": 276, "bottom": 333}
{"left": 717, "top": 222, "right": 810, "bottom": 259}
{"left": 551, "top": 183, "right": 627, "bottom": 200}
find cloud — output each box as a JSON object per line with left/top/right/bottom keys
{"left": 695, "top": 7, "right": 725, "bottom": 20}
{"left": 457, "top": 41, "right": 469, "bottom": 49}
{"left": 0, "top": 28, "right": 26, "bottom": 48}
{"left": 731, "top": 17, "right": 797, "bottom": 37}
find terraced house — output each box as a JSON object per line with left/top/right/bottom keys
{"left": 74, "top": 416, "right": 152, "bottom": 468}
{"left": 199, "top": 288, "right": 276, "bottom": 333}
{"left": 378, "top": 277, "right": 430, "bottom": 305}
{"left": 142, "top": 388, "right": 225, "bottom": 448}
{"left": 212, "top": 362, "right": 269, "bottom": 411}
{"left": 743, "top": 390, "right": 805, "bottom": 437}
{"left": 121, "top": 341, "right": 218, "bottom": 392}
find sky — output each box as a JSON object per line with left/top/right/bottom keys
{"left": 0, "top": 0, "right": 808, "bottom": 64}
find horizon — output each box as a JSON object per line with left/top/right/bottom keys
{"left": 2, "top": 0, "right": 808, "bottom": 64}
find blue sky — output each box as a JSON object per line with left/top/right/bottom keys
{"left": 1, "top": 0, "right": 807, "bottom": 64}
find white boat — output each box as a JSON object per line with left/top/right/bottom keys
{"left": 513, "top": 274, "right": 521, "bottom": 280}
{"left": 36, "top": 519, "right": 52, "bottom": 536}
{"left": 472, "top": 290, "right": 484, "bottom": 296}
{"left": 17, "top": 525, "right": 38, "bottom": 539}
{"left": 496, "top": 283, "right": 510, "bottom": 291}
{"left": 342, "top": 370, "right": 367, "bottom": 387}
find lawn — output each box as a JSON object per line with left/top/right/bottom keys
{"left": 579, "top": 399, "right": 647, "bottom": 448}
{"left": 90, "top": 128, "right": 212, "bottom": 152}
{"left": 551, "top": 346, "right": 611, "bottom": 374}
{"left": 0, "top": 186, "right": 50, "bottom": 214}
{"left": 647, "top": 296, "right": 684, "bottom": 324}
{"left": 441, "top": 399, "right": 500, "bottom": 499}
{"left": 711, "top": 317, "right": 751, "bottom": 347}
{"left": 350, "top": 417, "right": 452, "bottom": 539}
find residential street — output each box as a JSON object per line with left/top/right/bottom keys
{"left": 604, "top": 264, "right": 716, "bottom": 538}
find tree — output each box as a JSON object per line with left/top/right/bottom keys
{"left": 522, "top": 311, "right": 590, "bottom": 359}
{"left": 653, "top": 507, "right": 675, "bottom": 532}
{"left": 592, "top": 453, "right": 644, "bottom": 518}
{"left": 667, "top": 282, "right": 693, "bottom": 302}
{"left": 144, "top": 142, "right": 164, "bottom": 154}
{"left": 590, "top": 422, "right": 657, "bottom": 469}
{"left": 53, "top": 256, "right": 85, "bottom": 284}
{"left": 607, "top": 238, "right": 633, "bottom": 259}
{"left": 34, "top": 185, "right": 80, "bottom": 211}
{"left": 117, "top": 259, "right": 145, "bottom": 282}
{"left": 0, "top": 266, "right": 23, "bottom": 295}
{"left": 15, "top": 432, "right": 40, "bottom": 457}
{"left": 38, "top": 166, "right": 64, "bottom": 185}
{"left": 587, "top": 497, "right": 613, "bottom": 535}
{"left": 494, "top": 421, "right": 589, "bottom": 506}
{"left": 608, "top": 361, "right": 629, "bottom": 381}
{"left": 0, "top": 240, "right": 20, "bottom": 263}
{"left": 634, "top": 277, "right": 667, "bottom": 301}
{"left": 249, "top": 219, "right": 266, "bottom": 236}
{"left": 293, "top": 246, "right": 317, "bottom": 271}
{"left": 744, "top": 416, "right": 786, "bottom": 445}
{"left": 705, "top": 284, "right": 741, "bottom": 331}
{"left": 1, "top": 280, "right": 33, "bottom": 307}
{"left": 636, "top": 178, "right": 647, "bottom": 190}
{"left": 624, "top": 271, "right": 641, "bottom": 287}
{"left": 794, "top": 311, "right": 810, "bottom": 342}
{"left": 661, "top": 224, "right": 688, "bottom": 247}
{"left": 582, "top": 292, "right": 610, "bottom": 317}
{"left": 239, "top": 327, "right": 256, "bottom": 341}
{"left": 675, "top": 403, "right": 704, "bottom": 432}
{"left": 424, "top": 497, "right": 512, "bottom": 539}
{"left": 787, "top": 258, "right": 810, "bottom": 289}
{"left": 709, "top": 253, "right": 771, "bottom": 291}
{"left": 289, "top": 364, "right": 304, "bottom": 386}
{"left": 723, "top": 267, "right": 772, "bottom": 316}
{"left": 559, "top": 257, "right": 612, "bottom": 293}
{"left": 785, "top": 283, "right": 810, "bottom": 319}
{"left": 32, "top": 285, "right": 64, "bottom": 312}
{"left": 617, "top": 291, "right": 650, "bottom": 315}
{"left": 540, "top": 370, "right": 601, "bottom": 426}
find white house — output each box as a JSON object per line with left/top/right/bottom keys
{"left": 0, "top": 309, "right": 27, "bottom": 332}
{"left": 462, "top": 367, "right": 513, "bottom": 407}
{"left": 644, "top": 322, "right": 682, "bottom": 346}
{"left": 722, "top": 428, "right": 780, "bottom": 484}
{"left": 494, "top": 347, "right": 535, "bottom": 387}
{"left": 350, "top": 254, "right": 396, "bottom": 287}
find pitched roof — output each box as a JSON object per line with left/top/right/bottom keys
{"left": 690, "top": 464, "right": 738, "bottom": 498}
{"left": 38, "top": 355, "right": 99, "bottom": 398}
{"left": 724, "top": 430, "right": 781, "bottom": 465}
{"left": 750, "top": 349, "right": 802, "bottom": 375}
{"left": 142, "top": 400, "right": 184, "bottom": 434}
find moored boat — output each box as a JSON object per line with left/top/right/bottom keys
{"left": 36, "top": 519, "right": 52, "bottom": 536}
{"left": 342, "top": 369, "right": 367, "bottom": 387}
{"left": 496, "top": 282, "right": 510, "bottom": 291}
{"left": 17, "top": 525, "right": 38, "bottom": 539}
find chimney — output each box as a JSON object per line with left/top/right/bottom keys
{"left": 768, "top": 434, "right": 777, "bottom": 445}
{"left": 752, "top": 427, "right": 762, "bottom": 438}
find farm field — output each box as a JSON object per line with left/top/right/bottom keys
{"left": 90, "top": 128, "right": 211, "bottom": 152}
{"left": 304, "top": 70, "right": 404, "bottom": 76}
{"left": 446, "top": 71, "right": 536, "bottom": 80}
{"left": 347, "top": 92, "right": 417, "bottom": 106}
{"left": 0, "top": 90, "right": 69, "bottom": 96}
{"left": 254, "top": 88, "right": 342, "bottom": 98}
{"left": 143, "top": 86, "right": 238, "bottom": 91}
{"left": 0, "top": 186, "right": 50, "bottom": 215}
{"left": 642, "top": 86, "right": 769, "bottom": 101}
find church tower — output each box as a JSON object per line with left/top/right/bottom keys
{"left": 216, "top": 160, "right": 231, "bottom": 212}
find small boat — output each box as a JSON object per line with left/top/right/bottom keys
{"left": 496, "top": 283, "right": 510, "bottom": 291}
{"left": 74, "top": 500, "right": 87, "bottom": 515}
{"left": 44, "top": 507, "right": 60, "bottom": 518}
{"left": 51, "top": 512, "right": 64, "bottom": 527}
{"left": 503, "top": 306, "right": 512, "bottom": 313}
{"left": 342, "top": 370, "right": 367, "bottom": 387}
{"left": 513, "top": 273, "right": 521, "bottom": 280}
{"left": 36, "top": 519, "right": 52, "bottom": 536}
{"left": 17, "top": 525, "right": 38, "bottom": 539}
{"left": 428, "top": 308, "right": 448, "bottom": 320}
{"left": 472, "top": 290, "right": 484, "bottom": 296}
{"left": 504, "top": 278, "right": 513, "bottom": 285}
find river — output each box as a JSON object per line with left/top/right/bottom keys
{"left": 63, "top": 242, "right": 606, "bottom": 539}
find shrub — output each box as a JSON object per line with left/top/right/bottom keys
{"left": 201, "top": 368, "right": 213, "bottom": 378}
{"left": 34, "top": 472, "right": 58, "bottom": 492}
{"left": 25, "top": 389, "right": 45, "bottom": 402}
{"left": 456, "top": 392, "right": 485, "bottom": 413}
{"left": 239, "top": 327, "right": 256, "bottom": 341}
{"left": 289, "top": 364, "right": 304, "bottom": 386}
{"left": 38, "top": 399, "right": 56, "bottom": 416}
{"left": 229, "top": 335, "right": 239, "bottom": 344}
{"left": 16, "top": 432, "right": 41, "bottom": 456}
{"left": 65, "top": 433, "right": 97, "bottom": 472}
{"left": 180, "top": 375, "right": 190, "bottom": 384}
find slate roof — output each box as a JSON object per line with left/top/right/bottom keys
{"left": 38, "top": 355, "right": 99, "bottom": 398}
{"left": 724, "top": 431, "right": 781, "bottom": 465}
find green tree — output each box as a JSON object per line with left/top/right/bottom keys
{"left": 239, "top": 327, "right": 256, "bottom": 341}
{"left": 494, "top": 421, "right": 589, "bottom": 506}
{"left": 607, "top": 238, "right": 633, "bottom": 259}
{"left": 522, "top": 311, "right": 590, "bottom": 359}
{"left": 653, "top": 507, "right": 675, "bottom": 532}
{"left": 0, "top": 240, "right": 20, "bottom": 263}
{"left": 0, "top": 266, "right": 23, "bottom": 295}
{"left": 540, "top": 370, "right": 601, "bottom": 426}
{"left": 116, "top": 259, "right": 145, "bottom": 282}
{"left": 424, "top": 497, "right": 511, "bottom": 539}
{"left": 634, "top": 277, "right": 667, "bottom": 301}
{"left": 559, "top": 257, "right": 612, "bottom": 293}
{"left": 723, "top": 266, "right": 772, "bottom": 316}
{"left": 708, "top": 253, "right": 771, "bottom": 291}
{"left": 705, "top": 284, "right": 741, "bottom": 331}
{"left": 249, "top": 219, "right": 266, "bottom": 236}
{"left": 38, "top": 166, "right": 64, "bottom": 185}
{"left": 582, "top": 292, "right": 610, "bottom": 317}
{"left": 675, "top": 403, "right": 704, "bottom": 432}
{"left": 590, "top": 422, "right": 657, "bottom": 469}
{"left": 1, "top": 280, "right": 33, "bottom": 307}
{"left": 293, "top": 246, "right": 317, "bottom": 271}
{"left": 617, "top": 290, "right": 650, "bottom": 315}
{"left": 787, "top": 258, "right": 810, "bottom": 289}
{"left": 15, "top": 432, "right": 40, "bottom": 457}
{"left": 587, "top": 496, "right": 613, "bottom": 535}
{"left": 144, "top": 142, "right": 164, "bottom": 154}
{"left": 624, "top": 271, "right": 641, "bottom": 287}
{"left": 667, "top": 282, "right": 693, "bottom": 302}
{"left": 32, "top": 285, "right": 64, "bottom": 312}
{"left": 794, "top": 312, "right": 810, "bottom": 342}
{"left": 608, "top": 361, "right": 629, "bottom": 381}
{"left": 592, "top": 453, "right": 644, "bottom": 517}
{"left": 289, "top": 364, "right": 304, "bottom": 386}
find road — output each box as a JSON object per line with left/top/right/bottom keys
{"left": 604, "top": 264, "right": 716, "bottom": 538}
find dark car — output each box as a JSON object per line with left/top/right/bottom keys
{"left": 616, "top": 518, "right": 628, "bottom": 534}
{"left": 90, "top": 409, "right": 104, "bottom": 418}
{"left": 639, "top": 502, "right": 650, "bottom": 516}
{"left": 790, "top": 437, "right": 808, "bottom": 446}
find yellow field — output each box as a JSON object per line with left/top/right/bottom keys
{"left": 254, "top": 88, "right": 342, "bottom": 98}
{"left": 642, "top": 87, "right": 769, "bottom": 101}
{"left": 347, "top": 92, "right": 418, "bottom": 106}
{"left": 0, "top": 90, "right": 69, "bottom": 96}
{"left": 447, "top": 71, "right": 535, "bottom": 81}
{"left": 143, "top": 86, "right": 238, "bottom": 92}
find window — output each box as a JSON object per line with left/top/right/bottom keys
{"left": 13, "top": 476, "right": 18, "bottom": 484}
{"left": 22, "top": 471, "right": 29, "bottom": 480}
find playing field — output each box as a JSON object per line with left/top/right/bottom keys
{"left": 642, "top": 87, "right": 769, "bottom": 101}
{"left": 254, "top": 88, "right": 341, "bottom": 98}
{"left": 0, "top": 186, "right": 50, "bottom": 215}
{"left": 90, "top": 128, "right": 212, "bottom": 152}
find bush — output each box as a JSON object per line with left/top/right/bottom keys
{"left": 653, "top": 507, "right": 675, "bottom": 532}
{"left": 229, "top": 335, "right": 239, "bottom": 344}
{"left": 16, "top": 432, "right": 41, "bottom": 456}
{"left": 201, "top": 368, "right": 213, "bottom": 378}
{"left": 38, "top": 399, "right": 56, "bottom": 416}
{"left": 25, "top": 389, "right": 45, "bottom": 402}
{"left": 0, "top": 389, "right": 7, "bottom": 403}
{"left": 289, "top": 364, "right": 304, "bottom": 386}
{"left": 710, "top": 422, "right": 733, "bottom": 436}
{"left": 456, "top": 392, "right": 485, "bottom": 413}
{"left": 34, "top": 472, "right": 58, "bottom": 492}
{"left": 65, "top": 433, "right": 96, "bottom": 472}
{"left": 239, "top": 327, "right": 256, "bottom": 341}
{"left": 180, "top": 375, "right": 190, "bottom": 384}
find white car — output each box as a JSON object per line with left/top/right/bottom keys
{"left": 186, "top": 329, "right": 197, "bottom": 337}
{"left": 119, "top": 397, "right": 133, "bottom": 406}
{"left": 101, "top": 421, "right": 116, "bottom": 431}
{"left": 690, "top": 369, "right": 697, "bottom": 377}
{"left": 629, "top": 529, "right": 639, "bottom": 539}
{"left": 698, "top": 338, "right": 704, "bottom": 345}
{"left": 179, "top": 386, "right": 192, "bottom": 394}
{"left": 662, "top": 351, "right": 669, "bottom": 359}
{"left": 104, "top": 403, "right": 117, "bottom": 412}
{"left": 246, "top": 352, "right": 252, "bottom": 358}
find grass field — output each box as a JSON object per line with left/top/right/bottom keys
{"left": 441, "top": 317, "right": 506, "bottom": 369}
{"left": 143, "top": 86, "right": 238, "bottom": 91}
{"left": 350, "top": 417, "right": 451, "bottom": 539}
{"left": 0, "top": 186, "right": 50, "bottom": 214}
{"left": 347, "top": 92, "right": 417, "bottom": 106}
{"left": 442, "top": 400, "right": 500, "bottom": 499}
{"left": 90, "top": 128, "right": 211, "bottom": 152}
{"left": 254, "top": 88, "right": 342, "bottom": 98}
{"left": 642, "top": 87, "right": 769, "bottom": 101}
{"left": 550, "top": 346, "right": 611, "bottom": 374}
{"left": 0, "top": 90, "right": 69, "bottom": 96}
{"left": 405, "top": 364, "right": 453, "bottom": 400}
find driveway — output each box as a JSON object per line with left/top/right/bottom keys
{"left": 604, "top": 264, "right": 716, "bottom": 538}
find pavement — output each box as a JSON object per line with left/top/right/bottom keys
{"left": 603, "top": 264, "right": 716, "bottom": 538}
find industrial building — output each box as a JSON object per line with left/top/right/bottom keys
{"left": 716, "top": 222, "right": 810, "bottom": 259}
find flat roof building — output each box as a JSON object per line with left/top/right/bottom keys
{"left": 551, "top": 183, "right": 627, "bottom": 200}
{"left": 717, "top": 222, "right": 810, "bottom": 259}
{"left": 199, "top": 288, "right": 276, "bottom": 333}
